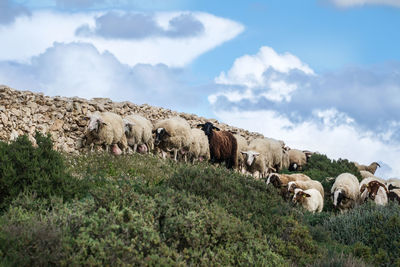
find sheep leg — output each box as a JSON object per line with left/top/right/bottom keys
{"left": 173, "top": 149, "right": 178, "bottom": 161}
{"left": 133, "top": 144, "right": 138, "bottom": 153}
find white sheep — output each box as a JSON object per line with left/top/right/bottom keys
{"left": 188, "top": 128, "right": 210, "bottom": 163}
{"left": 288, "top": 179, "right": 324, "bottom": 198}
{"left": 292, "top": 188, "right": 323, "bottom": 213}
{"left": 331, "top": 173, "right": 360, "bottom": 213}
{"left": 123, "top": 114, "right": 153, "bottom": 153}
{"left": 288, "top": 149, "right": 307, "bottom": 171}
{"left": 359, "top": 176, "right": 385, "bottom": 202}
{"left": 86, "top": 111, "right": 127, "bottom": 153}
{"left": 240, "top": 138, "right": 275, "bottom": 179}
{"left": 234, "top": 134, "right": 249, "bottom": 173}
{"left": 153, "top": 117, "right": 192, "bottom": 162}
{"left": 264, "top": 137, "right": 284, "bottom": 172}
{"left": 360, "top": 180, "right": 388, "bottom": 206}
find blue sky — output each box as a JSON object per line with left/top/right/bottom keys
{"left": 1, "top": 0, "right": 400, "bottom": 177}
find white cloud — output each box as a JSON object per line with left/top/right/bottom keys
{"left": 0, "top": 42, "right": 201, "bottom": 111}
{"left": 214, "top": 108, "right": 400, "bottom": 178}
{"left": 215, "top": 46, "right": 314, "bottom": 87}
{"left": 212, "top": 46, "right": 314, "bottom": 103}
{"left": 330, "top": 0, "right": 400, "bottom": 8}
{"left": 0, "top": 10, "right": 244, "bottom": 67}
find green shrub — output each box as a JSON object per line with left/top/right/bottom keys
{"left": 0, "top": 133, "right": 88, "bottom": 211}
{"left": 166, "top": 163, "right": 322, "bottom": 265}
{"left": 323, "top": 202, "right": 400, "bottom": 266}
{"left": 0, "top": 175, "right": 285, "bottom": 266}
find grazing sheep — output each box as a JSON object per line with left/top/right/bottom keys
{"left": 354, "top": 162, "right": 381, "bottom": 174}
{"left": 153, "top": 117, "right": 192, "bottom": 161}
{"left": 86, "top": 111, "right": 128, "bottom": 153}
{"left": 288, "top": 149, "right": 307, "bottom": 171}
{"left": 360, "top": 180, "right": 388, "bottom": 206}
{"left": 331, "top": 173, "right": 360, "bottom": 213}
{"left": 188, "top": 128, "right": 210, "bottom": 163}
{"left": 197, "top": 122, "right": 238, "bottom": 169}
{"left": 240, "top": 138, "right": 278, "bottom": 178}
{"left": 292, "top": 188, "right": 323, "bottom": 213}
{"left": 288, "top": 179, "right": 324, "bottom": 198}
{"left": 123, "top": 114, "right": 153, "bottom": 153}
{"left": 265, "top": 173, "right": 311, "bottom": 199}
{"left": 359, "top": 176, "right": 386, "bottom": 202}
{"left": 240, "top": 151, "right": 268, "bottom": 179}
{"left": 264, "top": 137, "right": 284, "bottom": 172}
{"left": 234, "top": 134, "right": 248, "bottom": 173}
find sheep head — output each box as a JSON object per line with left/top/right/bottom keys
{"left": 123, "top": 120, "right": 136, "bottom": 136}
{"left": 197, "top": 122, "right": 220, "bottom": 137}
{"left": 266, "top": 174, "right": 282, "bottom": 188}
{"left": 366, "top": 181, "right": 387, "bottom": 200}
{"left": 240, "top": 151, "right": 259, "bottom": 166}
{"left": 88, "top": 115, "right": 107, "bottom": 133}
{"left": 292, "top": 189, "right": 311, "bottom": 204}
{"left": 153, "top": 128, "right": 171, "bottom": 146}
{"left": 332, "top": 189, "right": 350, "bottom": 208}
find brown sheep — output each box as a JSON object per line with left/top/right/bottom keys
{"left": 265, "top": 173, "right": 311, "bottom": 199}
{"left": 197, "top": 122, "right": 238, "bottom": 169}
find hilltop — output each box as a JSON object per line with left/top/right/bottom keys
{"left": 0, "top": 85, "right": 263, "bottom": 153}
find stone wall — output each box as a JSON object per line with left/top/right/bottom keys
{"left": 0, "top": 85, "right": 264, "bottom": 153}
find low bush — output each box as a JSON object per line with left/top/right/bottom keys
{"left": 323, "top": 202, "right": 400, "bottom": 266}
{"left": 0, "top": 133, "right": 88, "bottom": 211}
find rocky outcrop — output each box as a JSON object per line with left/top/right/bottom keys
{"left": 0, "top": 85, "right": 263, "bottom": 153}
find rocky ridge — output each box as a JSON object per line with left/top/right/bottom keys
{"left": 0, "top": 85, "right": 264, "bottom": 153}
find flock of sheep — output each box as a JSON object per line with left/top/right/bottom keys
{"left": 84, "top": 111, "right": 399, "bottom": 213}
{"left": 265, "top": 163, "right": 400, "bottom": 213}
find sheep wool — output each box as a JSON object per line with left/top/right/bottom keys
{"left": 293, "top": 188, "right": 323, "bottom": 213}
{"left": 124, "top": 114, "right": 154, "bottom": 153}
{"left": 331, "top": 173, "right": 360, "bottom": 213}
{"left": 86, "top": 111, "right": 127, "bottom": 152}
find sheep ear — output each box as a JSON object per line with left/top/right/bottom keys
{"left": 164, "top": 130, "right": 171, "bottom": 137}
{"left": 213, "top": 126, "right": 220, "bottom": 131}
{"left": 197, "top": 124, "right": 204, "bottom": 128}
{"left": 240, "top": 151, "right": 248, "bottom": 155}
{"left": 305, "top": 193, "right": 311, "bottom": 198}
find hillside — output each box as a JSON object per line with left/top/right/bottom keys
{"left": 1, "top": 86, "right": 400, "bottom": 266}
{"left": 0, "top": 85, "right": 263, "bottom": 153}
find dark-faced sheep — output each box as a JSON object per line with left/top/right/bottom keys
{"left": 197, "top": 122, "right": 238, "bottom": 169}
{"left": 360, "top": 180, "right": 388, "bottom": 206}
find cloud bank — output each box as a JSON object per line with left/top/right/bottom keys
{"left": 76, "top": 12, "right": 204, "bottom": 39}
{"left": 209, "top": 46, "right": 400, "bottom": 178}
{"left": 0, "top": 10, "right": 244, "bottom": 67}
{"left": 0, "top": 42, "right": 199, "bottom": 111}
